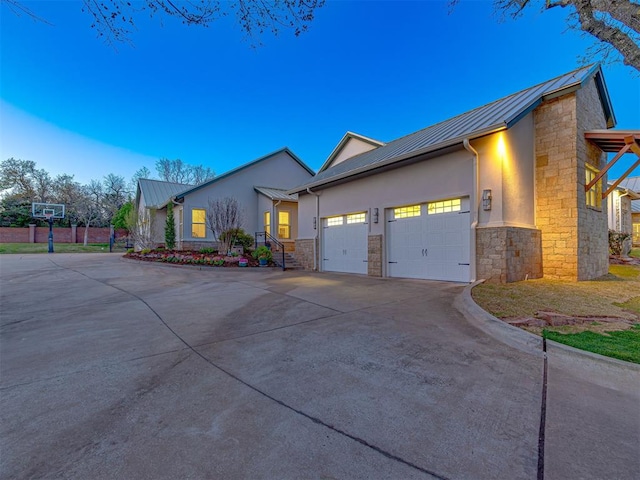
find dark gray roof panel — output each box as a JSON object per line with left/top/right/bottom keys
{"left": 292, "top": 64, "right": 607, "bottom": 192}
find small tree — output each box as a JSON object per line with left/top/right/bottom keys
{"left": 205, "top": 197, "right": 244, "bottom": 254}
{"left": 165, "top": 206, "right": 176, "bottom": 250}
{"left": 126, "top": 207, "right": 157, "bottom": 251}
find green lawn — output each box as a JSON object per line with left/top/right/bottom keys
{"left": 0, "top": 243, "right": 120, "bottom": 254}
{"left": 544, "top": 325, "right": 640, "bottom": 364}
{"left": 472, "top": 264, "right": 640, "bottom": 364}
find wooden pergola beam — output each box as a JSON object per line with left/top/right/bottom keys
{"left": 585, "top": 143, "right": 631, "bottom": 192}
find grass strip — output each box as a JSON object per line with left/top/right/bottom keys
{"left": 543, "top": 325, "right": 640, "bottom": 364}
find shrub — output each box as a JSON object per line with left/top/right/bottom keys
{"left": 200, "top": 247, "right": 217, "bottom": 254}
{"left": 165, "top": 207, "right": 176, "bottom": 250}
{"left": 609, "top": 229, "right": 632, "bottom": 256}
{"left": 252, "top": 245, "right": 272, "bottom": 262}
{"left": 141, "top": 248, "right": 151, "bottom": 254}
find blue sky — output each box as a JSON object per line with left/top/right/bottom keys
{"left": 1, "top": 0, "right": 638, "bottom": 187}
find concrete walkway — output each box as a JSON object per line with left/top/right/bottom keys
{"left": 0, "top": 254, "right": 637, "bottom": 479}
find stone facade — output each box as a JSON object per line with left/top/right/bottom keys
{"left": 294, "top": 238, "right": 317, "bottom": 270}
{"left": 576, "top": 79, "right": 608, "bottom": 279}
{"left": 367, "top": 234, "right": 383, "bottom": 277}
{"left": 533, "top": 78, "right": 608, "bottom": 281}
{"left": 476, "top": 227, "right": 542, "bottom": 283}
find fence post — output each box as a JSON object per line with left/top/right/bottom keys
{"left": 29, "top": 224, "right": 36, "bottom": 243}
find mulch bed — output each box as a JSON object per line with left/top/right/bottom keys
{"left": 124, "top": 250, "right": 267, "bottom": 268}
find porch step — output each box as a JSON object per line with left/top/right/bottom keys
{"left": 275, "top": 252, "right": 304, "bottom": 270}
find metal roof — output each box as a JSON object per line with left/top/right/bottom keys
{"left": 254, "top": 186, "right": 298, "bottom": 202}
{"left": 616, "top": 176, "right": 640, "bottom": 192}
{"left": 137, "top": 178, "right": 193, "bottom": 208}
{"left": 291, "top": 64, "right": 614, "bottom": 193}
{"left": 176, "top": 147, "right": 314, "bottom": 200}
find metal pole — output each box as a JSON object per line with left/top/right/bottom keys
{"left": 48, "top": 217, "right": 54, "bottom": 253}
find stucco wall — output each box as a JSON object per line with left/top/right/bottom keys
{"left": 330, "top": 137, "right": 381, "bottom": 167}
{"left": 179, "top": 151, "right": 313, "bottom": 243}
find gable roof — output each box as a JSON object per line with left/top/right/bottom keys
{"left": 290, "top": 64, "right": 615, "bottom": 193}
{"left": 318, "top": 131, "right": 385, "bottom": 173}
{"left": 254, "top": 186, "right": 298, "bottom": 202}
{"left": 137, "top": 178, "right": 193, "bottom": 209}
{"left": 175, "top": 147, "right": 314, "bottom": 200}
{"left": 613, "top": 176, "right": 640, "bottom": 210}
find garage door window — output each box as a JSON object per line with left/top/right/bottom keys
{"left": 347, "top": 213, "right": 366, "bottom": 224}
{"left": 394, "top": 205, "right": 420, "bottom": 218}
{"left": 327, "top": 216, "right": 344, "bottom": 226}
{"left": 428, "top": 198, "right": 461, "bottom": 215}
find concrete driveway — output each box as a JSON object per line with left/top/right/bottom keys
{"left": 1, "top": 254, "right": 638, "bottom": 479}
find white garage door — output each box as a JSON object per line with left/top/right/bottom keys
{"left": 388, "top": 198, "right": 470, "bottom": 282}
{"left": 322, "top": 213, "right": 368, "bottom": 274}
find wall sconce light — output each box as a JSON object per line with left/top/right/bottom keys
{"left": 373, "top": 208, "right": 379, "bottom": 224}
{"left": 313, "top": 216, "right": 317, "bottom": 230}
{"left": 482, "top": 189, "right": 492, "bottom": 211}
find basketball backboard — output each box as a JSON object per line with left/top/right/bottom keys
{"left": 32, "top": 203, "right": 65, "bottom": 219}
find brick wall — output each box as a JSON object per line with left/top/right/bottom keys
{"left": 367, "top": 234, "right": 383, "bottom": 277}
{"left": 0, "top": 226, "right": 126, "bottom": 244}
{"left": 476, "top": 227, "right": 542, "bottom": 283}
{"left": 576, "top": 79, "right": 608, "bottom": 280}
{"left": 294, "top": 238, "right": 317, "bottom": 270}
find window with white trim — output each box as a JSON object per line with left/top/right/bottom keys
{"left": 327, "top": 216, "right": 344, "bottom": 227}
{"left": 428, "top": 198, "right": 461, "bottom": 214}
{"left": 394, "top": 205, "right": 420, "bottom": 219}
{"left": 264, "top": 211, "right": 271, "bottom": 235}
{"left": 278, "top": 211, "right": 290, "bottom": 239}
{"left": 347, "top": 213, "right": 366, "bottom": 224}
{"left": 192, "top": 208, "right": 206, "bottom": 238}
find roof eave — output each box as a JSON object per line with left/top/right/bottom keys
{"left": 291, "top": 124, "right": 507, "bottom": 194}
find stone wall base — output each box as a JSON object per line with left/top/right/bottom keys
{"left": 295, "top": 238, "right": 317, "bottom": 270}
{"left": 368, "top": 234, "right": 383, "bottom": 277}
{"left": 476, "top": 227, "right": 542, "bottom": 283}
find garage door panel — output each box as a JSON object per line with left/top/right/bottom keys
{"left": 323, "top": 216, "right": 368, "bottom": 275}
{"left": 389, "top": 199, "right": 470, "bottom": 282}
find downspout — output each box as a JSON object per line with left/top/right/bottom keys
{"left": 463, "top": 138, "right": 479, "bottom": 282}
{"left": 306, "top": 187, "right": 320, "bottom": 270}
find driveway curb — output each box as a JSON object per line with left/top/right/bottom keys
{"left": 457, "top": 281, "right": 640, "bottom": 371}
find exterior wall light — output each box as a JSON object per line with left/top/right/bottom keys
{"left": 313, "top": 216, "right": 317, "bottom": 230}
{"left": 482, "top": 189, "right": 492, "bottom": 211}
{"left": 373, "top": 208, "right": 379, "bottom": 223}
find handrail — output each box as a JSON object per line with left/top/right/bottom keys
{"left": 254, "top": 231, "right": 286, "bottom": 271}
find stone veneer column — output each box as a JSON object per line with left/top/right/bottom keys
{"left": 367, "top": 235, "right": 383, "bottom": 277}
{"left": 476, "top": 227, "right": 542, "bottom": 283}
{"left": 534, "top": 78, "right": 608, "bottom": 281}
{"left": 71, "top": 224, "right": 77, "bottom": 244}
{"left": 29, "top": 224, "right": 36, "bottom": 243}
{"left": 294, "top": 238, "right": 317, "bottom": 270}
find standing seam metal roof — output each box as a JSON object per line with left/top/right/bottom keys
{"left": 138, "top": 178, "right": 193, "bottom": 208}
{"left": 254, "top": 187, "right": 299, "bottom": 202}
{"left": 291, "top": 64, "right": 611, "bottom": 193}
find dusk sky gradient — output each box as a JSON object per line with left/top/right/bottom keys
{"left": 1, "top": 0, "right": 639, "bottom": 187}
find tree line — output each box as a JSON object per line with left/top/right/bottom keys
{"left": 0, "top": 157, "right": 215, "bottom": 231}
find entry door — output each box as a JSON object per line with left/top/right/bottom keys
{"left": 322, "top": 213, "right": 368, "bottom": 274}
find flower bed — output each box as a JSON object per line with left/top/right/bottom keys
{"left": 124, "top": 249, "right": 265, "bottom": 267}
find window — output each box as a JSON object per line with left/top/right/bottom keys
{"left": 264, "top": 211, "right": 271, "bottom": 235}
{"left": 585, "top": 165, "right": 602, "bottom": 209}
{"left": 347, "top": 213, "right": 366, "bottom": 224}
{"left": 192, "top": 208, "right": 206, "bottom": 238}
{"left": 394, "top": 205, "right": 420, "bottom": 219}
{"left": 278, "top": 211, "right": 290, "bottom": 239}
{"left": 634, "top": 223, "right": 640, "bottom": 246}
{"left": 327, "top": 216, "right": 344, "bottom": 226}
{"left": 428, "top": 198, "right": 461, "bottom": 215}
